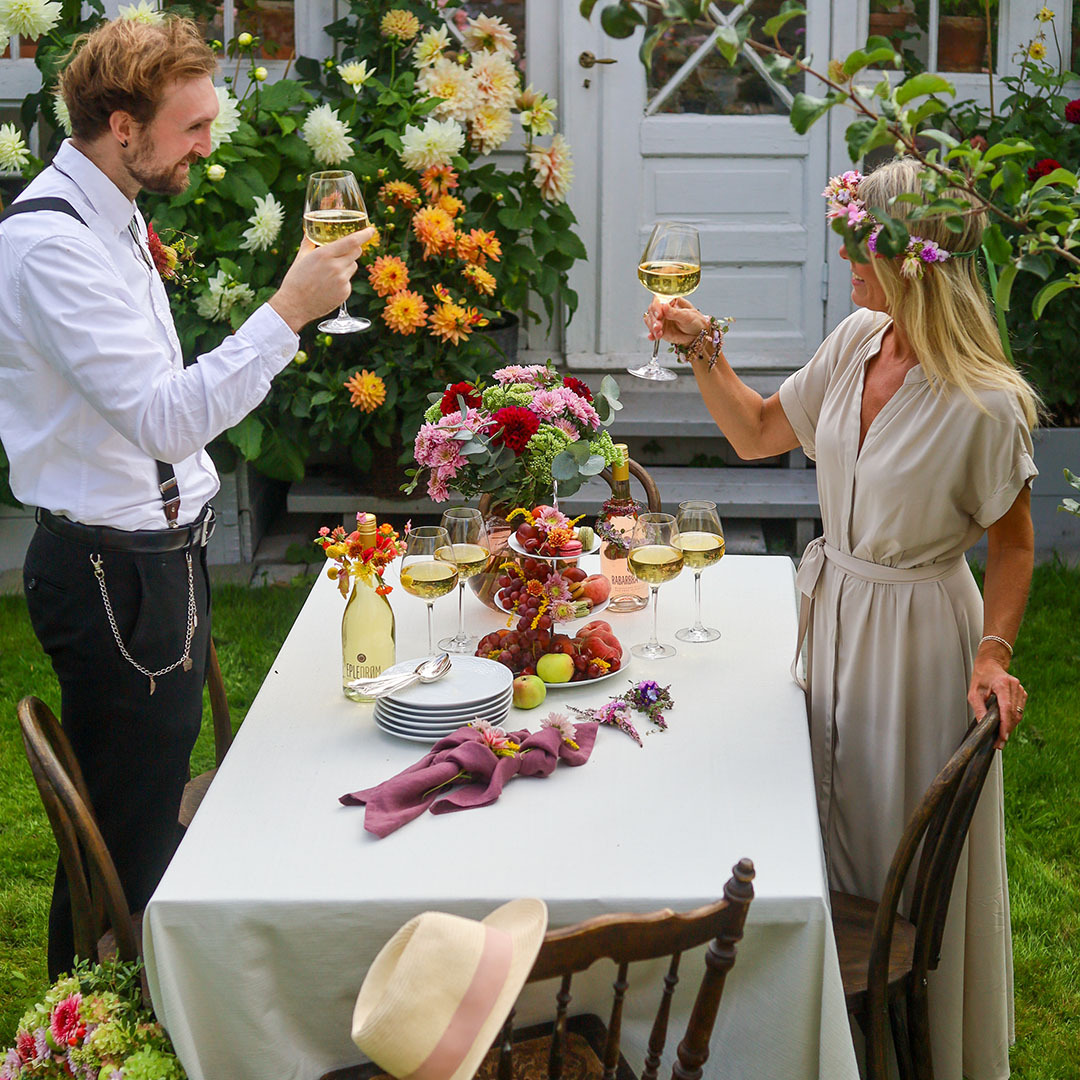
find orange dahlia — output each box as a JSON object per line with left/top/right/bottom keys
{"left": 379, "top": 180, "right": 421, "bottom": 207}
{"left": 419, "top": 164, "right": 459, "bottom": 200}
{"left": 462, "top": 263, "right": 496, "bottom": 296}
{"left": 382, "top": 290, "right": 428, "bottom": 335}
{"left": 344, "top": 370, "right": 387, "bottom": 412}
{"left": 457, "top": 228, "right": 502, "bottom": 267}
{"left": 368, "top": 254, "right": 410, "bottom": 297}
{"left": 362, "top": 226, "right": 381, "bottom": 254}
{"left": 429, "top": 301, "right": 474, "bottom": 345}
{"left": 435, "top": 193, "right": 465, "bottom": 218}
{"left": 412, "top": 206, "right": 457, "bottom": 259}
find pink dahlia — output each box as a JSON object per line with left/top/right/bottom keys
{"left": 50, "top": 994, "right": 82, "bottom": 1046}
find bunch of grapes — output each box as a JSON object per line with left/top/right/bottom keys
{"left": 476, "top": 621, "right": 622, "bottom": 681}
{"left": 495, "top": 559, "right": 590, "bottom": 626}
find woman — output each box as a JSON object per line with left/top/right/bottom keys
{"left": 646, "top": 158, "right": 1034, "bottom": 1080}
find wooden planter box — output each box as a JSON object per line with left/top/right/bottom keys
{"left": 0, "top": 461, "right": 284, "bottom": 573}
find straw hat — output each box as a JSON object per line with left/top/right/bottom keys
{"left": 352, "top": 899, "right": 548, "bottom": 1080}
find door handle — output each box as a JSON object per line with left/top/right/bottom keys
{"left": 579, "top": 51, "right": 618, "bottom": 68}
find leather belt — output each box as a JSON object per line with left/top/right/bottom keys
{"left": 36, "top": 506, "right": 216, "bottom": 553}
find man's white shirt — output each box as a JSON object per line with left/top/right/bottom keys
{"left": 0, "top": 140, "right": 299, "bottom": 530}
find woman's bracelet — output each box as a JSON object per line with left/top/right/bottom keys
{"left": 672, "top": 314, "right": 734, "bottom": 370}
{"left": 978, "top": 634, "right": 1014, "bottom": 656}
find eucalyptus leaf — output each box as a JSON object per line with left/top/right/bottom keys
{"left": 551, "top": 451, "right": 581, "bottom": 482}
{"left": 579, "top": 455, "right": 607, "bottom": 476}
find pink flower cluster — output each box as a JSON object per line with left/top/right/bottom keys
{"left": 414, "top": 406, "right": 487, "bottom": 501}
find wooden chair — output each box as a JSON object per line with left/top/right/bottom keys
{"left": 599, "top": 458, "right": 662, "bottom": 513}
{"left": 321, "top": 858, "right": 755, "bottom": 1080}
{"left": 180, "top": 638, "right": 234, "bottom": 826}
{"left": 831, "top": 702, "right": 1000, "bottom": 1080}
{"left": 18, "top": 694, "right": 142, "bottom": 966}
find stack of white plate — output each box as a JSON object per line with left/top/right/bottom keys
{"left": 374, "top": 655, "right": 514, "bottom": 743}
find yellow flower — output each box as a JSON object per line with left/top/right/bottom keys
{"left": 1036, "top": 7, "right": 1054, "bottom": 23}
{"left": 436, "top": 193, "right": 464, "bottom": 218}
{"left": 345, "top": 370, "right": 387, "bottom": 412}
{"left": 429, "top": 301, "right": 474, "bottom": 345}
{"left": 379, "top": 179, "right": 420, "bottom": 207}
{"left": 383, "top": 290, "right": 429, "bottom": 335}
{"left": 368, "top": 254, "right": 410, "bottom": 297}
{"left": 380, "top": 9, "right": 420, "bottom": 41}
{"left": 420, "top": 164, "right": 459, "bottom": 200}
{"left": 362, "top": 227, "right": 381, "bottom": 254}
{"left": 1028, "top": 40, "right": 1047, "bottom": 60}
{"left": 462, "top": 262, "right": 496, "bottom": 296}
{"left": 412, "top": 205, "right": 457, "bottom": 259}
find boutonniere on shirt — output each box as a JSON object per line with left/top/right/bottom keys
{"left": 146, "top": 223, "right": 199, "bottom": 287}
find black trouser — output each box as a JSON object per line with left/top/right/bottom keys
{"left": 23, "top": 523, "right": 212, "bottom": 979}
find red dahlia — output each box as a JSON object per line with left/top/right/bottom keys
{"left": 1067, "top": 99, "right": 1080, "bottom": 124}
{"left": 562, "top": 375, "right": 593, "bottom": 402}
{"left": 440, "top": 381, "right": 482, "bottom": 416}
{"left": 146, "top": 223, "right": 173, "bottom": 277}
{"left": 487, "top": 406, "right": 540, "bottom": 455}
{"left": 1027, "top": 158, "right": 1062, "bottom": 182}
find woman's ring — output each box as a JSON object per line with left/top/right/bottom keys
{"left": 1017, "top": 706, "right": 1024, "bottom": 715}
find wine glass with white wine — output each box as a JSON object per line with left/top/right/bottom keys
{"left": 629, "top": 222, "right": 701, "bottom": 382}
{"left": 627, "top": 513, "right": 684, "bottom": 660}
{"left": 674, "top": 500, "right": 725, "bottom": 643}
{"left": 436, "top": 508, "right": 489, "bottom": 654}
{"left": 400, "top": 526, "right": 458, "bottom": 656}
{"left": 304, "top": 170, "right": 371, "bottom": 334}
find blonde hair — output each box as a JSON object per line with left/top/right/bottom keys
{"left": 857, "top": 157, "right": 1040, "bottom": 429}
{"left": 59, "top": 17, "right": 216, "bottom": 142}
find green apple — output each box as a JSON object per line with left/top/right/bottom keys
{"left": 536, "top": 652, "right": 575, "bottom": 684}
{"left": 512, "top": 674, "right": 547, "bottom": 710}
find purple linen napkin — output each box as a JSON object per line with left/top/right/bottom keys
{"left": 340, "top": 722, "right": 598, "bottom": 838}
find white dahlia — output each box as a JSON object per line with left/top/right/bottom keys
{"left": 0, "top": 25, "right": 9, "bottom": 54}
{"left": 412, "top": 24, "right": 450, "bottom": 69}
{"left": 520, "top": 94, "right": 557, "bottom": 137}
{"left": 418, "top": 57, "right": 478, "bottom": 124}
{"left": 470, "top": 104, "right": 512, "bottom": 155}
{"left": 52, "top": 92, "right": 71, "bottom": 135}
{"left": 337, "top": 59, "right": 373, "bottom": 92}
{"left": 528, "top": 133, "right": 574, "bottom": 204}
{"left": 0, "top": 0, "right": 61, "bottom": 38}
{"left": 209, "top": 86, "right": 240, "bottom": 152}
{"left": 240, "top": 192, "right": 285, "bottom": 252}
{"left": 398, "top": 117, "right": 465, "bottom": 172}
{"left": 195, "top": 269, "right": 256, "bottom": 322}
{"left": 117, "top": 1, "right": 163, "bottom": 24}
{"left": 301, "top": 104, "right": 354, "bottom": 166}
{"left": 470, "top": 50, "right": 519, "bottom": 110}
{"left": 0, "top": 123, "right": 29, "bottom": 172}
{"left": 463, "top": 13, "right": 516, "bottom": 55}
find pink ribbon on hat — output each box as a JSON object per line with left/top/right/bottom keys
{"left": 402, "top": 924, "right": 514, "bottom": 1080}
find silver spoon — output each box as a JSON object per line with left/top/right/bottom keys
{"left": 347, "top": 653, "right": 451, "bottom": 698}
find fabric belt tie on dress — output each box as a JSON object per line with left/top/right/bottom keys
{"left": 792, "top": 536, "right": 966, "bottom": 690}
{"left": 36, "top": 506, "right": 216, "bottom": 553}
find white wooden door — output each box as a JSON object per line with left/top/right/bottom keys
{"left": 560, "top": 0, "right": 832, "bottom": 380}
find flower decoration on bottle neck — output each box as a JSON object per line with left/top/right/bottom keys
{"left": 823, "top": 170, "right": 976, "bottom": 280}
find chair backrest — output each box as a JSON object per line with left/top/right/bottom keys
{"left": 599, "top": 458, "right": 663, "bottom": 514}
{"left": 863, "top": 703, "right": 1000, "bottom": 1078}
{"left": 18, "top": 696, "right": 140, "bottom": 964}
{"left": 207, "top": 638, "right": 233, "bottom": 767}
{"left": 492, "top": 858, "right": 755, "bottom": 1080}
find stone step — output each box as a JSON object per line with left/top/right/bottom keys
{"left": 288, "top": 466, "right": 819, "bottom": 522}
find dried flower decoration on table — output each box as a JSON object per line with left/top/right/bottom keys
{"left": 314, "top": 514, "right": 406, "bottom": 598}
{"left": 569, "top": 680, "right": 676, "bottom": 746}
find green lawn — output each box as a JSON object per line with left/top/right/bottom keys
{"left": 1, "top": 565, "right": 1078, "bottom": 1076}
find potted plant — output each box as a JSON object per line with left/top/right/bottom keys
{"left": 935, "top": 0, "right": 995, "bottom": 72}
{"left": 868, "top": 1, "right": 914, "bottom": 53}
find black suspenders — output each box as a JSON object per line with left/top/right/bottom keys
{"left": 0, "top": 196, "right": 182, "bottom": 526}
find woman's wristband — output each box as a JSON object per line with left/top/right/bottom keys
{"left": 978, "top": 634, "right": 1013, "bottom": 656}
{"left": 672, "top": 314, "right": 734, "bottom": 370}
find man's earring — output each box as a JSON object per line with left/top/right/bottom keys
{"left": 120, "top": 139, "right": 128, "bottom": 148}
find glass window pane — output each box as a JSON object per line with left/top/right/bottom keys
{"left": 236, "top": 0, "right": 295, "bottom": 60}
{"left": 646, "top": 2, "right": 806, "bottom": 116}
{"left": 869, "top": 2, "right": 999, "bottom": 75}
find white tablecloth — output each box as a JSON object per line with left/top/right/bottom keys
{"left": 144, "top": 554, "right": 859, "bottom": 1080}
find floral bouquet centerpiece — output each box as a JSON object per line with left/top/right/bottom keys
{"left": 404, "top": 364, "right": 622, "bottom": 507}
{"left": 1, "top": 958, "right": 186, "bottom": 1080}
{"left": 315, "top": 514, "right": 406, "bottom": 598}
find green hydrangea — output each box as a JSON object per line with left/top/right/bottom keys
{"left": 588, "top": 430, "right": 619, "bottom": 466}
{"left": 481, "top": 384, "right": 533, "bottom": 412}
{"left": 423, "top": 401, "right": 442, "bottom": 423}
{"left": 522, "top": 426, "right": 574, "bottom": 481}
{"left": 86, "top": 1019, "right": 134, "bottom": 1058}
{"left": 120, "top": 1046, "right": 185, "bottom": 1080}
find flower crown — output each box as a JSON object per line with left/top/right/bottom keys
{"left": 823, "top": 171, "right": 977, "bottom": 280}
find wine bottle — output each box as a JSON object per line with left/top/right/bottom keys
{"left": 598, "top": 444, "right": 649, "bottom": 612}
{"left": 342, "top": 512, "right": 396, "bottom": 702}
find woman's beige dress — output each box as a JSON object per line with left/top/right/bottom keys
{"left": 779, "top": 307, "right": 1036, "bottom": 1080}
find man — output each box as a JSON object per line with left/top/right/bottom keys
{"left": 0, "top": 16, "right": 371, "bottom": 979}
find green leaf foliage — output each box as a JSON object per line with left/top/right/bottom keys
{"left": 790, "top": 92, "right": 844, "bottom": 135}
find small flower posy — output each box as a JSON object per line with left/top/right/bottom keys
{"left": 315, "top": 514, "right": 406, "bottom": 598}
{"left": 823, "top": 170, "right": 976, "bottom": 280}
{"left": 569, "top": 680, "right": 675, "bottom": 746}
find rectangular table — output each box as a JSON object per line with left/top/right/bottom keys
{"left": 144, "top": 553, "right": 859, "bottom": 1080}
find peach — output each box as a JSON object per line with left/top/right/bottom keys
{"left": 580, "top": 575, "right": 611, "bottom": 606}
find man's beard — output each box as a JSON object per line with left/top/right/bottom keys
{"left": 126, "top": 139, "right": 198, "bottom": 196}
